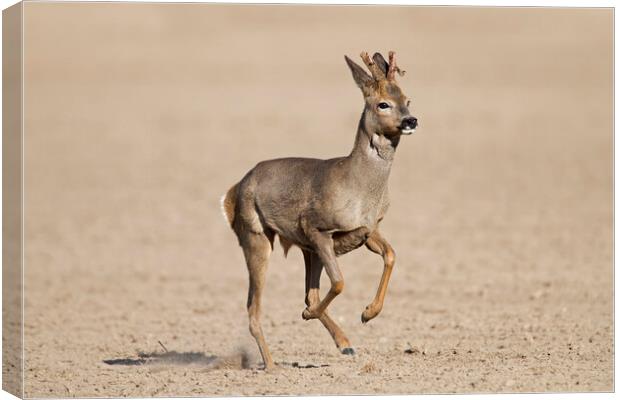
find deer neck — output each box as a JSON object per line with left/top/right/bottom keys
{"left": 349, "top": 111, "right": 400, "bottom": 167}
{"left": 342, "top": 111, "right": 399, "bottom": 205}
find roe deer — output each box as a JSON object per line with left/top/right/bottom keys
{"left": 221, "top": 51, "right": 418, "bottom": 369}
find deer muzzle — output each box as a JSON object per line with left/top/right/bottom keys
{"left": 400, "top": 116, "right": 418, "bottom": 135}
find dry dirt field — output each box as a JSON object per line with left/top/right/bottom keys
{"left": 14, "top": 4, "right": 614, "bottom": 397}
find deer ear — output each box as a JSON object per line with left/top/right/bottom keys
{"left": 344, "top": 55, "right": 373, "bottom": 92}
{"left": 372, "top": 53, "right": 388, "bottom": 77}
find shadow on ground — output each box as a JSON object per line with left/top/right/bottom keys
{"left": 103, "top": 350, "right": 250, "bottom": 369}
{"left": 103, "top": 350, "right": 331, "bottom": 371}
{"left": 104, "top": 351, "right": 217, "bottom": 366}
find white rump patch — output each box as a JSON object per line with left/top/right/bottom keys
{"left": 220, "top": 193, "right": 228, "bottom": 222}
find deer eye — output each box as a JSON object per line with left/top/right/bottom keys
{"left": 377, "top": 102, "right": 391, "bottom": 110}
{"left": 406, "top": 100, "right": 411, "bottom": 107}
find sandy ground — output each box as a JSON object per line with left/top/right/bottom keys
{"left": 14, "top": 4, "right": 613, "bottom": 397}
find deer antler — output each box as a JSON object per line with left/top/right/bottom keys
{"left": 387, "top": 51, "right": 406, "bottom": 80}
{"left": 360, "top": 51, "right": 387, "bottom": 82}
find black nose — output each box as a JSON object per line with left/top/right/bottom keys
{"left": 401, "top": 116, "right": 418, "bottom": 130}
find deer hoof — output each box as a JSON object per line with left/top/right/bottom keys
{"left": 263, "top": 362, "right": 279, "bottom": 372}
{"left": 361, "top": 306, "right": 379, "bottom": 323}
{"left": 341, "top": 347, "right": 356, "bottom": 356}
{"left": 302, "top": 307, "right": 319, "bottom": 320}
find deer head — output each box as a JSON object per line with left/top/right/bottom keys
{"left": 345, "top": 51, "right": 418, "bottom": 137}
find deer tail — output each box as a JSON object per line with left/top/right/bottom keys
{"left": 220, "top": 183, "right": 239, "bottom": 228}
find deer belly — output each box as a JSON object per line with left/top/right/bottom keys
{"left": 332, "top": 227, "right": 371, "bottom": 256}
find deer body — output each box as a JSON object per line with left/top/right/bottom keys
{"left": 222, "top": 51, "right": 418, "bottom": 369}
{"left": 241, "top": 130, "right": 392, "bottom": 243}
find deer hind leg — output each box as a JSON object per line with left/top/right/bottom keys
{"left": 361, "top": 230, "right": 396, "bottom": 323}
{"left": 240, "top": 230, "right": 275, "bottom": 370}
{"left": 302, "top": 250, "right": 355, "bottom": 355}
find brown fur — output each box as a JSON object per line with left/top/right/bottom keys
{"left": 279, "top": 235, "right": 294, "bottom": 257}
{"left": 222, "top": 51, "right": 417, "bottom": 369}
{"left": 224, "top": 184, "right": 294, "bottom": 256}
{"left": 221, "top": 183, "right": 238, "bottom": 227}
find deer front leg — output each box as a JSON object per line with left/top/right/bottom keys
{"left": 301, "top": 230, "right": 344, "bottom": 320}
{"left": 361, "top": 230, "right": 395, "bottom": 323}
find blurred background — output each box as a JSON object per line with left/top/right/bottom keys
{"left": 21, "top": 4, "right": 611, "bottom": 397}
